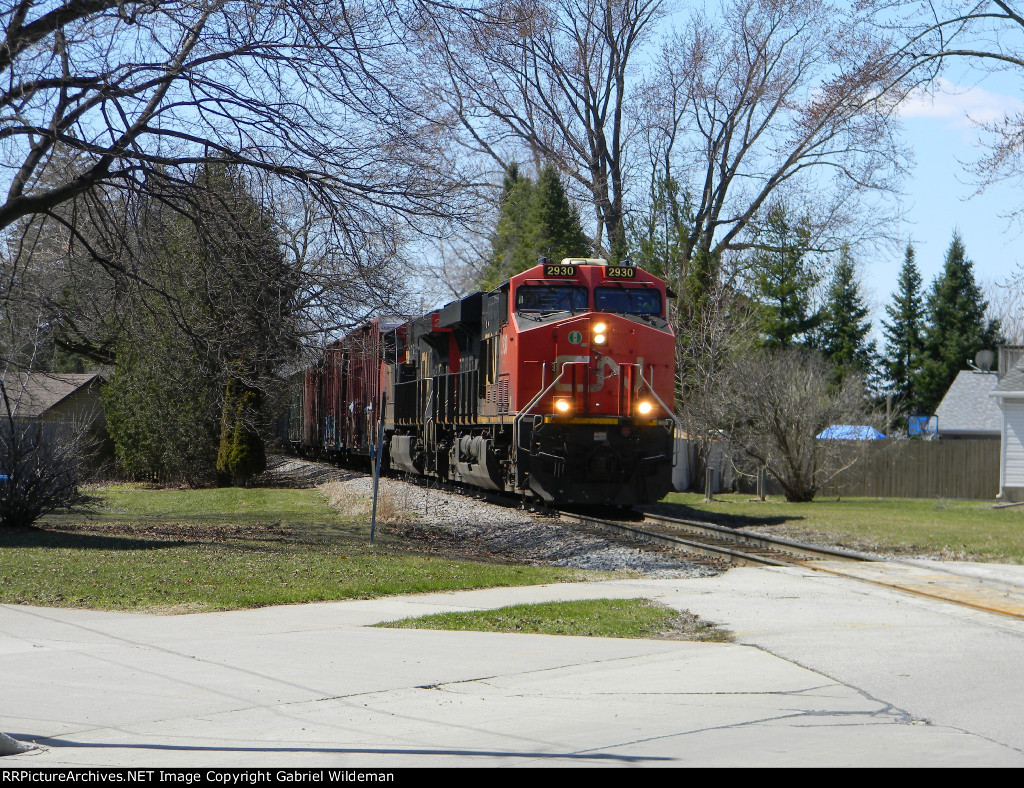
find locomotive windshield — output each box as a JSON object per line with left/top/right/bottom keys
{"left": 515, "top": 285, "right": 588, "bottom": 313}
{"left": 595, "top": 287, "right": 662, "bottom": 316}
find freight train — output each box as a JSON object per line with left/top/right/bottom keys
{"left": 285, "top": 258, "right": 685, "bottom": 506}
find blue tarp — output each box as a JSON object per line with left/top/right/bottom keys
{"left": 816, "top": 425, "right": 886, "bottom": 440}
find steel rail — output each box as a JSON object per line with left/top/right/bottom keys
{"left": 557, "top": 510, "right": 863, "bottom": 567}
{"left": 564, "top": 508, "right": 1024, "bottom": 621}
{"left": 640, "top": 511, "right": 878, "bottom": 563}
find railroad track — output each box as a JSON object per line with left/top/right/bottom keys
{"left": 559, "top": 508, "right": 874, "bottom": 567}
{"left": 560, "top": 507, "right": 1024, "bottom": 621}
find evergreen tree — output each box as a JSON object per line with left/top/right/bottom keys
{"left": 478, "top": 163, "right": 589, "bottom": 291}
{"left": 478, "top": 164, "right": 531, "bottom": 290}
{"left": 217, "top": 378, "right": 267, "bottom": 486}
{"left": 881, "top": 243, "right": 926, "bottom": 412}
{"left": 814, "top": 246, "right": 878, "bottom": 386}
{"left": 103, "top": 162, "right": 298, "bottom": 485}
{"left": 749, "top": 204, "right": 821, "bottom": 349}
{"left": 914, "top": 232, "right": 1002, "bottom": 414}
{"left": 103, "top": 211, "right": 223, "bottom": 483}
{"left": 530, "top": 164, "right": 590, "bottom": 263}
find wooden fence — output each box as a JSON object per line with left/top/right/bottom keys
{"left": 814, "top": 439, "right": 1000, "bottom": 501}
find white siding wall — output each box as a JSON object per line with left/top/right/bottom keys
{"left": 1005, "top": 399, "right": 1024, "bottom": 492}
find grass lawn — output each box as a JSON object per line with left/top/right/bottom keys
{"left": 0, "top": 484, "right": 589, "bottom": 612}
{"left": 376, "top": 598, "right": 732, "bottom": 641}
{"left": 657, "top": 492, "right": 1024, "bottom": 563}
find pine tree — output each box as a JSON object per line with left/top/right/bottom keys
{"left": 749, "top": 204, "right": 821, "bottom": 349}
{"left": 814, "top": 246, "right": 878, "bottom": 385}
{"left": 478, "top": 163, "right": 589, "bottom": 291}
{"left": 914, "top": 232, "right": 1002, "bottom": 414}
{"left": 881, "top": 243, "right": 926, "bottom": 412}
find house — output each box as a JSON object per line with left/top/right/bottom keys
{"left": 0, "top": 371, "right": 106, "bottom": 427}
{"left": 991, "top": 346, "right": 1024, "bottom": 502}
{"left": 933, "top": 369, "right": 1002, "bottom": 439}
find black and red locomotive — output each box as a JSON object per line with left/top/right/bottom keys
{"left": 287, "top": 258, "right": 684, "bottom": 506}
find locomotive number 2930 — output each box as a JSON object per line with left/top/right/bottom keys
{"left": 543, "top": 264, "right": 577, "bottom": 277}
{"left": 604, "top": 265, "right": 637, "bottom": 279}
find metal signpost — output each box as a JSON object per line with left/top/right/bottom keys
{"left": 369, "top": 396, "right": 386, "bottom": 545}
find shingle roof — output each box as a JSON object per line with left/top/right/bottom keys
{"left": 0, "top": 372, "right": 103, "bottom": 418}
{"left": 993, "top": 360, "right": 1024, "bottom": 397}
{"left": 934, "top": 370, "right": 1002, "bottom": 435}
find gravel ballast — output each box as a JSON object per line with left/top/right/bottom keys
{"left": 268, "top": 457, "right": 719, "bottom": 579}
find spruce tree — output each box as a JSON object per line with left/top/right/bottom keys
{"left": 914, "top": 232, "right": 1002, "bottom": 414}
{"left": 530, "top": 163, "right": 589, "bottom": 263}
{"left": 814, "top": 246, "right": 878, "bottom": 385}
{"left": 881, "top": 243, "right": 926, "bottom": 412}
{"left": 478, "top": 163, "right": 588, "bottom": 291}
{"left": 749, "top": 204, "right": 821, "bottom": 349}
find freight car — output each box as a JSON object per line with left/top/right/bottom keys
{"left": 287, "top": 258, "right": 685, "bottom": 506}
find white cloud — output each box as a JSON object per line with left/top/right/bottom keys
{"left": 897, "top": 78, "right": 1024, "bottom": 126}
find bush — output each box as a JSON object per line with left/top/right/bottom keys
{"left": 693, "top": 348, "right": 881, "bottom": 502}
{"left": 0, "top": 418, "right": 90, "bottom": 529}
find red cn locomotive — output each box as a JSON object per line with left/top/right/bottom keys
{"left": 290, "top": 258, "right": 682, "bottom": 506}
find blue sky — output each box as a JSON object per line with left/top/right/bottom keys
{"left": 880, "top": 70, "right": 1024, "bottom": 322}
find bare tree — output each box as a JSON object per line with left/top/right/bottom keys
{"left": 985, "top": 270, "right": 1024, "bottom": 344}
{"left": 650, "top": 0, "right": 915, "bottom": 277}
{"left": 2, "top": 1, "right": 472, "bottom": 222}
{"left": 1, "top": 0, "right": 482, "bottom": 338}
{"left": 414, "top": 0, "right": 665, "bottom": 255}
{"left": 692, "top": 348, "right": 881, "bottom": 502}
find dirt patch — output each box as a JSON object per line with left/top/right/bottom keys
{"left": 657, "top": 609, "right": 734, "bottom": 642}
{"left": 35, "top": 520, "right": 293, "bottom": 543}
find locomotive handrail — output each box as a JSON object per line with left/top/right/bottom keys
{"left": 511, "top": 362, "right": 579, "bottom": 471}
{"left": 631, "top": 362, "right": 685, "bottom": 471}
{"left": 631, "top": 363, "right": 683, "bottom": 431}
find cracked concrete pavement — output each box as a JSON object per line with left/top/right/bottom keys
{"left": 2, "top": 564, "right": 1024, "bottom": 767}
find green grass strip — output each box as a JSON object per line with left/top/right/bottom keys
{"left": 660, "top": 493, "right": 1024, "bottom": 562}
{"left": 0, "top": 484, "right": 589, "bottom": 612}
{"left": 376, "top": 598, "right": 733, "bottom": 641}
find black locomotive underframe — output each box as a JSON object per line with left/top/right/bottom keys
{"left": 522, "top": 419, "right": 674, "bottom": 506}
{"left": 388, "top": 418, "right": 673, "bottom": 507}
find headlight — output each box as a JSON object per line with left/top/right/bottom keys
{"left": 554, "top": 398, "right": 572, "bottom": 414}
{"left": 637, "top": 401, "right": 653, "bottom": 415}
{"left": 593, "top": 333, "right": 607, "bottom": 345}
{"left": 593, "top": 322, "right": 607, "bottom": 334}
